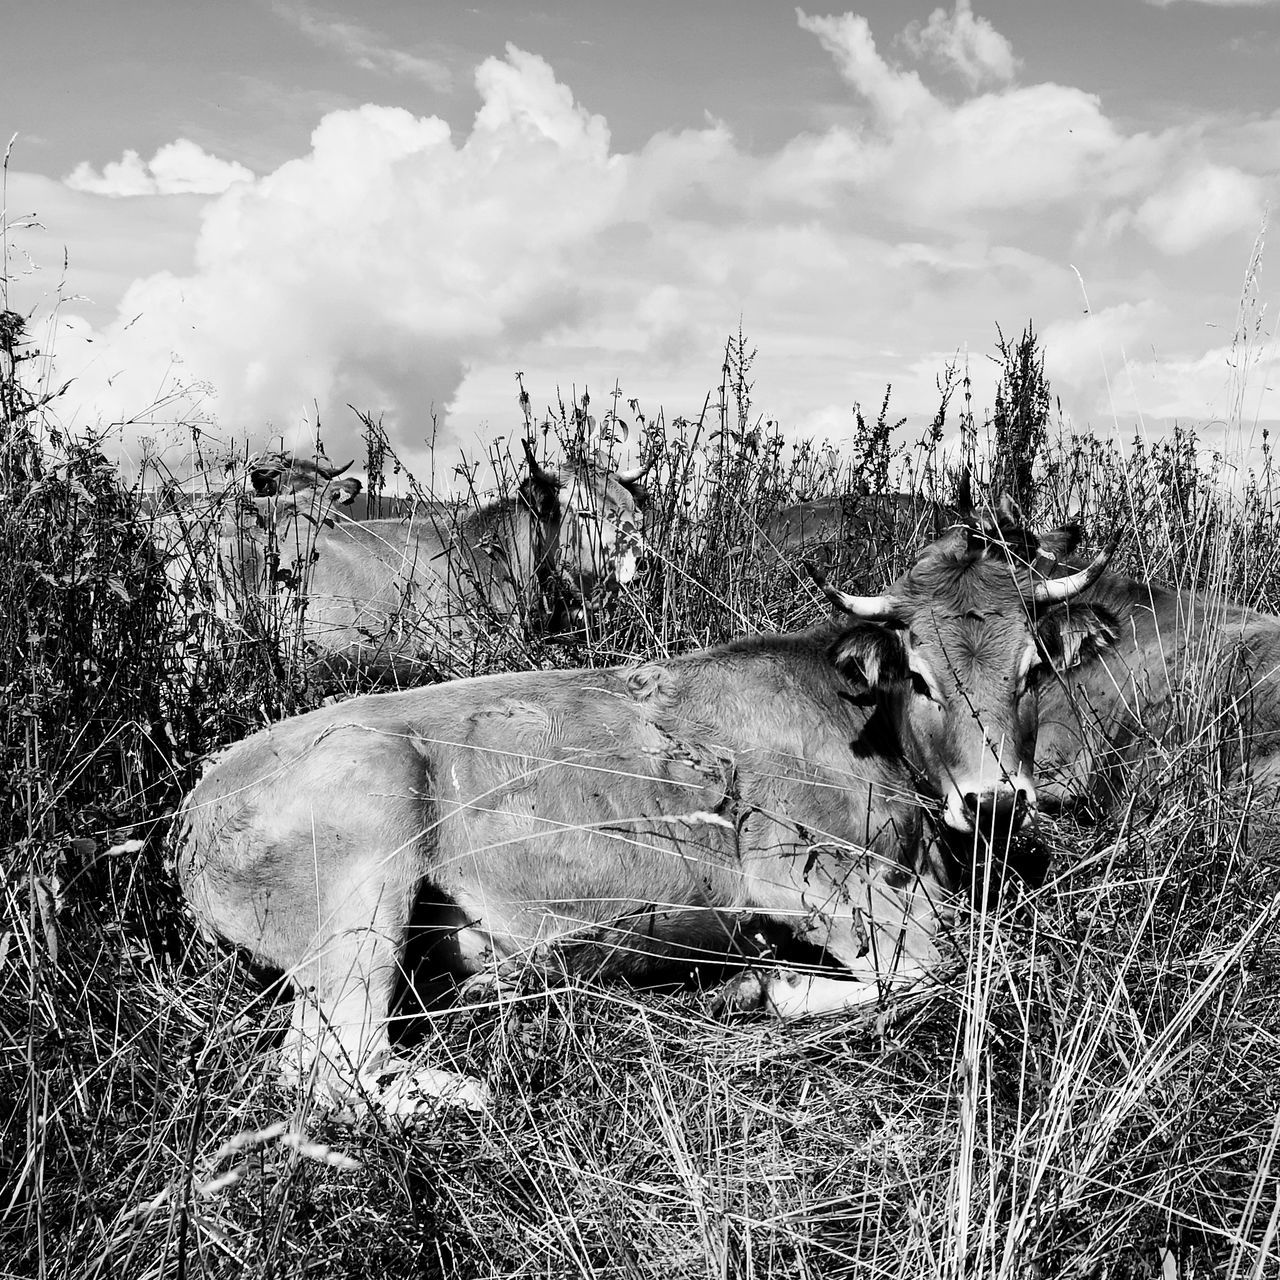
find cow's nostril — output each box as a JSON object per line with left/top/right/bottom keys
{"left": 962, "top": 792, "right": 979, "bottom": 815}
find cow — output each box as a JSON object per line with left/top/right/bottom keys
{"left": 176, "top": 501, "right": 1119, "bottom": 1116}
{"left": 144, "top": 449, "right": 361, "bottom": 519}
{"left": 252, "top": 443, "right": 653, "bottom": 682}
{"left": 147, "top": 449, "right": 363, "bottom": 592}
{"left": 149, "top": 451, "right": 364, "bottom": 690}
{"left": 758, "top": 472, "right": 972, "bottom": 584}
{"left": 762, "top": 492, "right": 946, "bottom": 554}
{"left": 1032, "top": 547, "right": 1280, "bottom": 825}
{"left": 330, "top": 492, "right": 460, "bottom": 523}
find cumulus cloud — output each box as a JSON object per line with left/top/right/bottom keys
{"left": 797, "top": 9, "right": 936, "bottom": 125}
{"left": 1106, "top": 346, "right": 1262, "bottom": 424}
{"left": 755, "top": 73, "right": 1121, "bottom": 226}
{"left": 1041, "top": 297, "right": 1279, "bottom": 452}
{"left": 54, "top": 51, "right": 637, "bottom": 467}
{"left": 774, "top": 9, "right": 1137, "bottom": 230}
{"left": 900, "top": 0, "right": 1020, "bottom": 89}
{"left": 1041, "top": 301, "right": 1165, "bottom": 406}
{"left": 65, "top": 140, "right": 253, "bottom": 197}
{"left": 1132, "top": 164, "right": 1266, "bottom": 254}
{"left": 43, "top": 15, "right": 1280, "bottom": 477}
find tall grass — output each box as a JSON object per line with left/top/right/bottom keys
{"left": 1, "top": 310, "right": 1278, "bottom": 1278}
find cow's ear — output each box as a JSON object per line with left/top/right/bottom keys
{"left": 1038, "top": 603, "right": 1121, "bottom": 671}
{"left": 518, "top": 441, "right": 562, "bottom": 520}
{"left": 1037, "top": 523, "right": 1082, "bottom": 562}
{"left": 519, "top": 472, "right": 561, "bottom": 520}
{"left": 518, "top": 445, "right": 562, "bottom": 521}
{"left": 325, "top": 477, "right": 362, "bottom": 507}
{"left": 248, "top": 463, "right": 283, "bottom": 496}
{"left": 831, "top": 624, "right": 907, "bottom": 688}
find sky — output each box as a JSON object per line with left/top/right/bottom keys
{"left": 3, "top": 0, "right": 1279, "bottom": 484}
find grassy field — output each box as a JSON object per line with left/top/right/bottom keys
{"left": 2, "top": 320, "right": 1278, "bottom": 1279}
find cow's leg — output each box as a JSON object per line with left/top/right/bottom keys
{"left": 279, "top": 865, "right": 407, "bottom": 1099}
{"left": 426, "top": 883, "right": 569, "bottom": 1006}
{"left": 727, "top": 871, "right": 949, "bottom": 1019}
{"left": 279, "top": 856, "right": 489, "bottom": 1118}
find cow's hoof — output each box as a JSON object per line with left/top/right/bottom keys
{"left": 280, "top": 1051, "right": 491, "bottom": 1125}
{"left": 371, "top": 1068, "right": 492, "bottom": 1121}
{"left": 711, "top": 971, "right": 773, "bottom": 1015}
{"left": 458, "top": 973, "right": 502, "bottom": 1005}
{"left": 327, "top": 1066, "right": 492, "bottom": 1127}
{"left": 712, "top": 970, "right": 825, "bottom": 1018}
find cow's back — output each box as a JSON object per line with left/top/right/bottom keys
{"left": 761, "top": 492, "right": 953, "bottom": 586}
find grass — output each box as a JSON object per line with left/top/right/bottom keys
{"left": 1, "top": 312, "right": 1278, "bottom": 1278}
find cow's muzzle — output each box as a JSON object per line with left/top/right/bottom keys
{"left": 944, "top": 783, "right": 1036, "bottom": 844}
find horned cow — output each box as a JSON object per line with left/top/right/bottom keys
{"left": 149, "top": 450, "right": 363, "bottom": 684}
{"left": 177, "top": 502, "right": 1119, "bottom": 1117}
{"left": 759, "top": 471, "right": 972, "bottom": 579}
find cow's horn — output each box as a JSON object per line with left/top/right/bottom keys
{"left": 615, "top": 453, "right": 656, "bottom": 485}
{"left": 1031, "top": 534, "right": 1120, "bottom": 605}
{"left": 318, "top": 457, "right": 353, "bottom": 478}
{"left": 807, "top": 563, "right": 900, "bottom": 621}
{"left": 522, "top": 439, "right": 554, "bottom": 483}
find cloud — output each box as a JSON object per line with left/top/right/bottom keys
{"left": 51, "top": 53, "right": 635, "bottom": 467}
{"left": 35, "top": 16, "right": 1279, "bottom": 479}
{"left": 900, "top": 0, "right": 1020, "bottom": 89}
{"left": 1132, "top": 164, "right": 1266, "bottom": 254}
{"left": 754, "top": 73, "right": 1122, "bottom": 226}
{"left": 797, "top": 10, "right": 936, "bottom": 125}
{"left": 1041, "top": 301, "right": 1165, "bottom": 405}
{"left": 1041, "top": 298, "right": 1279, "bottom": 448}
{"left": 273, "top": 2, "right": 452, "bottom": 92}
{"left": 1104, "top": 346, "right": 1269, "bottom": 426}
{"left": 65, "top": 141, "right": 253, "bottom": 197}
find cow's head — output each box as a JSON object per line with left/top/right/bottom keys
{"left": 819, "top": 499, "right": 1121, "bottom": 842}
{"left": 241, "top": 450, "right": 362, "bottom": 528}
{"left": 520, "top": 441, "right": 653, "bottom": 607}
{"left": 245, "top": 450, "right": 357, "bottom": 499}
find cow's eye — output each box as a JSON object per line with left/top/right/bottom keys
{"left": 909, "top": 671, "right": 934, "bottom": 701}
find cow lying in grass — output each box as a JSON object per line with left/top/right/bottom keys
{"left": 177, "top": 501, "right": 1120, "bottom": 1118}
{"left": 149, "top": 450, "right": 362, "bottom": 704}
{"left": 1032, "top": 535, "right": 1280, "bottom": 829}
